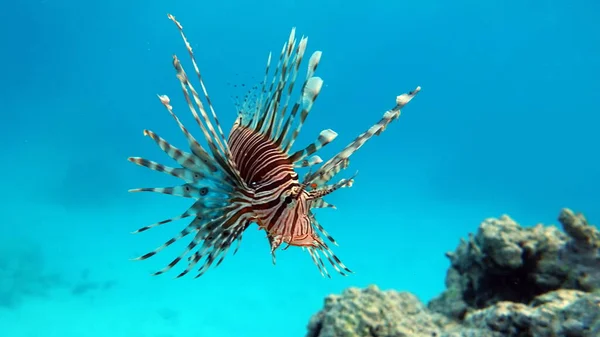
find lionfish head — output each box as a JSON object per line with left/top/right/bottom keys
{"left": 266, "top": 187, "right": 316, "bottom": 247}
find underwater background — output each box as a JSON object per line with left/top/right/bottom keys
{"left": 1, "top": 0, "right": 598, "bottom": 336}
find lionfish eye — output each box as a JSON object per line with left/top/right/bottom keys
{"left": 283, "top": 196, "right": 293, "bottom": 205}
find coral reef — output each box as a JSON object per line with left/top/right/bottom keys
{"left": 305, "top": 285, "right": 486, "bottom": 337}
{"left": 306, "top": 208, "right": 600, "bottom": 337}
{"left": 429, "top": 208, "right": 599, "bottom": 319}
{"left": 464, "top": 289, "right": 599, "bottom": 337}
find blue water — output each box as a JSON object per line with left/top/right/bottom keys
{"left": 1, "top": 0, "right": 598, "bottom": 336}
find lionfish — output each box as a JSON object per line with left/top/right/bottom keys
{"left": 128, "top": 14, "right": 420, "bottom": 279}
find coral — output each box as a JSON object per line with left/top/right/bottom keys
{"left": 306, "top": 285, "right": 471, "bottom": 337}
{"left": 306, "top": 208, "right": 600, "bottom": 337}
{"left": 306, "top": 285, "right": 600, "bottom": 337}
{"left": 465, "top": 290, "right": 600, "bottom": 337}
{"left": 429, "top": 208, "right": 600, "bottom": 320}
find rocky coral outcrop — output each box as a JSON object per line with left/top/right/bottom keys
{"left": 465, "top": 289, "right": 600, "bottom": 337}
{"left": 429, "top": 208, "right": 599, "bottom": 320}
{"left": 306, "top": 208, "right": 600, "bottom": 337}
{"left": 306, "top": 285, "right": 463, "bottom": 337}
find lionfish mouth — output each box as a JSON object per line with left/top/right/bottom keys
{"left": 128, "top": 13, "right": 420, "bottom": 279}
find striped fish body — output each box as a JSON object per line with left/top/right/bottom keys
{"left": 228, "top": 125, "right": 317, "bottom": 250}
{"left": 128, "top": 14, "right": 421, "bottom": 279}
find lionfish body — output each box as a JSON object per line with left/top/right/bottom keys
{"left": 129, "top": 14, "right": 420, "bottom": 278}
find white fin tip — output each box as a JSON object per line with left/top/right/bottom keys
{"left": 396, "top": 86, "right": 421, "bottom": 107}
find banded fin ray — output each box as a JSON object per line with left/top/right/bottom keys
{"left": 255, "top": 29, "right": 306, "bottom": 138}
{"left": 274, "top": 37, "right": 308, "bottom": 138}
{"left": 279, "top": 74, "right": 323, "bottom": 152}
{"left": 167, "top": 15, "right": 232, "bottom": 162}
{"left": 306, "top": 158, "right": 350, "bottom": 187}
{"left": 128, "top": 157, "right": 232, "bottom": 189}
{"left": 307, "top": 172, "right": 356, "bottom": 204}
{"left": 173, "top": 211, "right": 252, "bottom": 278}
{"left": 306, "top": 87, "right": 421, "bottom": 186}
{"left": 252, "top": 36, "right": 290, "bottom": 133}
{"left": 157, "top": 94, "right": 226, "bottom": 176}
{"left": 131, "top": 199, "right": 227, "bottom": 234}
{"left": 236, "top": 29, "right": 322, "bottom": 155}
{"left": 134, "top": 203, "right": 251, "bottom": 277}
{"left": 293, "top": 155, "right": 323, "bottom": 168}
{"left": 310, "top": 198, "right": 336, "bottom": 210}
{"left": 129, "top": 15, "right": 261, "bottom": 278}
{"left": 288, "top": 129, "right": 337, "bottom": 164}
{"left": 169, "top": 58, "right": 245, "bottom": 187}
